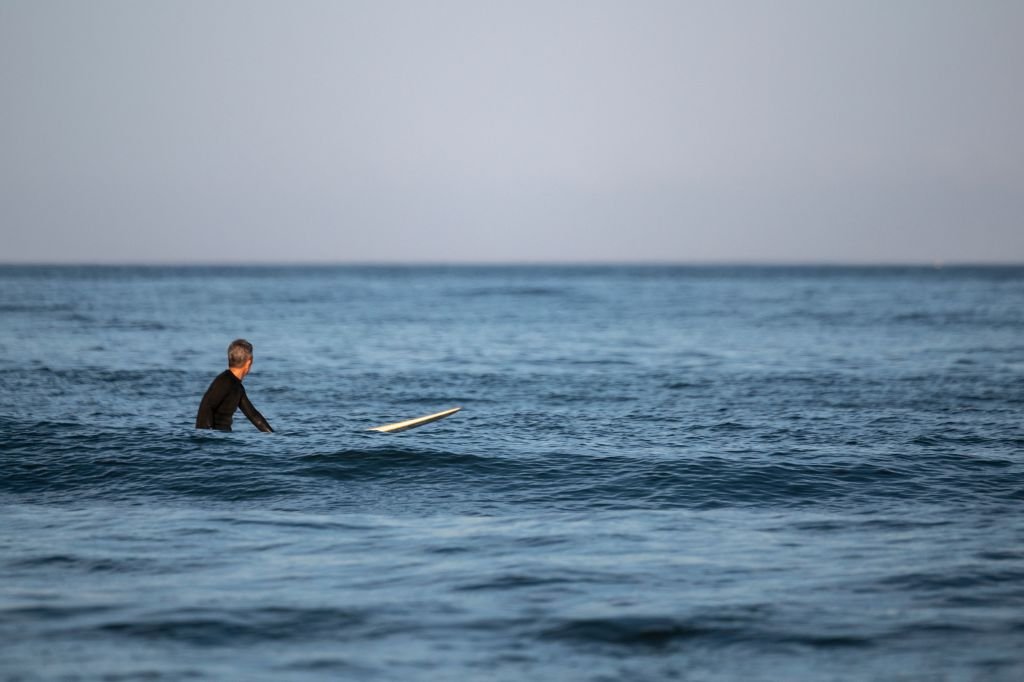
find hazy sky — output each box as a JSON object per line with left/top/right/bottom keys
{"left": 2, "top": 1, "right": 1022, "bottom": 263}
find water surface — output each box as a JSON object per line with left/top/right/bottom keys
{"left": 2, "top": 265, "right": 1023, "bottom": 680}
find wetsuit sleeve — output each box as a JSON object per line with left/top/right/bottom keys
{"left": 239, "top": 390, "right": 273, "bottom": 433}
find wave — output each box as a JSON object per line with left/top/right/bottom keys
{"left": 8, "top": 553, "right": 158, "bottom": 574}
{"left": 68, "top": 607, "right": 373, "bottom": 646}
{"left": 3, "top": 406, "right": 1022, "bottom": 512}
{"left": 0, "top": 303, "right": 76, "bottom": 313}
{"left": 540, "top": 613, "right": 876, "bottom": 650}
{"left": 458, "top": 286, "right": 569, "bottom": 297}
{"left": 3, "top": 433, "right": 1021, "bottom": 514}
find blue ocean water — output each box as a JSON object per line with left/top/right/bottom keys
{"left": 1, "top": 264, "right": 1023, "bottom": 681}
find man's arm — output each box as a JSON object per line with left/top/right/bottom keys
{"left": 239, "top": 390, "right": 273, "bottom": 433}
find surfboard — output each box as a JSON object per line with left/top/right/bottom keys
{"left": 369, "top": 407, "right": 462, "bottom": 433}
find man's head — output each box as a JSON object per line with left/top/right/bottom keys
{"left": 227, "top": 339, "right": 254, "bottom": 375}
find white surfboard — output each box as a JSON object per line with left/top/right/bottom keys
{"left": 369, "top": 407, "right": 462, "bottom": 433}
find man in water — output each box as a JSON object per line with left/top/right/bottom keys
{"left": 196, "top": 339, "right": 273, "bottom": 432}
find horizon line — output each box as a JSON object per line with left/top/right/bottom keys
{"left": 1, "top": 259, "right": 1023, "bottom": 268}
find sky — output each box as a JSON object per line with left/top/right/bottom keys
{"left": 1, "top": 1, "right": 1022, "bottom": 264}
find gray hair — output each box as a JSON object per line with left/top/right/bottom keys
{"left": 227, "top": 339, "right": 254, "bottom": 368}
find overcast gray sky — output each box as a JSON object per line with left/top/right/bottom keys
{"left": 2, "top": 1, "right": 1022, "bottom": 263}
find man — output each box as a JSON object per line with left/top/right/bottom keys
{"left": 196, "top": 339, "right": 273, "bottom": 432}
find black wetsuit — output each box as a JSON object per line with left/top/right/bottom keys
{"left": 195, "top": 370, "right": 273, "bottom": 432}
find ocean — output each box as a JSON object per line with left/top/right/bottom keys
{"left": 1, "top": 265, "right": 1022, "bottom": 681}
